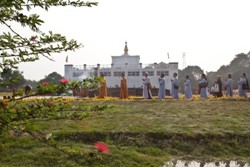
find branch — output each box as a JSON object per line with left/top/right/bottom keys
{"left": 0, "top": 113, "right": 73, "bottom": 157}
{"left": 24, "top": 130, "right": 71, "bottom": 155}
{"left": 22, "top": 1, "right": 98, "bottom": 8}
{"left": 1, "top": 20, "right": 28, "bottom": 41}
{"left": 1, "top": 20, "right": 83, "bottom": 62}
{"left": 0, "top": 41, "right": 84, "bottom": 52}
{"left": 14, "top": 93, "right": 39, "bottom": 101}
{"left": 0, "top": 0, "right": 98, "bottom": 9}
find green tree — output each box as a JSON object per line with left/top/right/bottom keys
{"left": 179, "top": 66, "right": 204, "bottom": 93}
{"left": 207, "top": 52, "right": 250, "bottom": 89}
{"left": 39, "top": 71, "right": 63, "bottom": 84}
{"left": 25, "top": 79, "right": 38, "bottom": 91}
{"left": 0, "top": 0, "right": 97, "bottom": 81}
{"left": 0, "top": 68, "right": 26, "bottom": 91}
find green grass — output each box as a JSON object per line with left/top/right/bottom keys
{"left": 1, "top": 99, "right": 250, "bottom": 166}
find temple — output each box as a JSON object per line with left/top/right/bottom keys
{"left": 64, "top": 42, "right": 178, "bottom": 90}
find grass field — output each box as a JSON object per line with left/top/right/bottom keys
{"left": 1, "top": 97, "right": 250, "bottom": 166}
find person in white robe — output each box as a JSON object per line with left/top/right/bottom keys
{"left": 142, "top": 72, "right": 152, "bottom": 99}
{"left": 237, "top": 72, "right": 247, "bottom": 98}
{"left": 225, "top": 74, "right": 233, "bottom": 97}
{"left": 198, "top": 74, "right": 208, "bottom": 98}
{"left": 171, "top": 72, "right": 179, "bottom": 99}
{"left": 158, "top": 74, "right": 166, "bottom": 99}
{"left": 184, "top": 75, "right": 192, "bottom": 99}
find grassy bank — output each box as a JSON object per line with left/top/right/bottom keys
{"left": 1, "top": 98, "right": 250, "bottom": 166}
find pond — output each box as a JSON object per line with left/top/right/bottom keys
{"left": 163, "top": 161, "right": 249, "bottom": 167}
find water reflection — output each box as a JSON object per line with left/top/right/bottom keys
{"left": 163, "top": 160, "right": 249, "bottom": 167}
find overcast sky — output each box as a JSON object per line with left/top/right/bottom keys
{"left": 16, "top": 0, "right": 250, "bottom": 81}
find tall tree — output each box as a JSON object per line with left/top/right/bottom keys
{"left": 25, "top": 79, "right": 38, "bottom": 91}
{"left": 39, "top": 71, "right": 63, "bottom": 84}
{"left": 178, "top": 66, "right": 204, "bottom": 92}
{"left": 0, "top": 68, "right": 26, "bottom": 91}
{"left": 207, "top": 52, "right": 250, "bottom": 89}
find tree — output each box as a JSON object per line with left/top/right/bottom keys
{"left": 206, "top": 52, "right": 250, "bottom": 89}
{"left": 179, "top": 66, "right": 204, "bottom": 92}
{"left": 39, "top": 71, "right": 63, "bottom": 85}
{"left": 25, "top": 79, "right": 38, "bottom": 91}
{"left": 0, "top": 0, "right": 97, "bottom": 84}
{"left": 0, "top": 68, "right": 26, "bottom": 91}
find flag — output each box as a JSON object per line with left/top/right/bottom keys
{"left": 65, "top": 56, "right": 68, "bottom": 63}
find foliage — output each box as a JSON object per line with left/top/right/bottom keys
{"left": 178, "top": 66, "right": 204, "bottom": 92}
{"left": 0, "top": 0, "right": 98, "bottom": 85}
{"left": 0, "top": 68, "right": 26, "bottom": 91}
{"left": 25, "top": 79, "right": 38, "bottom": 91}
{"left": 83, "top": 75, "right": 102, "bottom": 91}
{"left": 36, "top": 76, "right": 101, "bottom": 96}
{"left": 206, "top": 52, "right": 250, "bottom": 89}
{"left": 15, "top": 87, "right": 24, "bottom": 96}
{"left": 178, "top": 52, "right": 250, "bottom": 92}
{"left": 39, "top": 71, "right": 63, "bottom": 85}
{"left": 0, "top": 68, "right": 37, "bottom": 93}
{"left": 37, "top": 81, "right": 56, "bottom": 95}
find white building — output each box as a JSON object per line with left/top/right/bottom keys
{"left": 64, "top": 42, "right": 178, "bottom": 90}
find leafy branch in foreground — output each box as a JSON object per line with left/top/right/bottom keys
{"left": 0, "top": 0, "right": 97, "bottom": 79}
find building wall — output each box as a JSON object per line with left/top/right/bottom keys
{"left": 64, "top": 64, "right": 73, "bottom": 81}
{"left": 111, "top": 55, "right": 140, "bottom": 69}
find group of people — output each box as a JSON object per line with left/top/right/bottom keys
{"left": 142, "top": 72, "right": 189, "bottom": 99}
{"left": 197, "top": 73, "right": 249, "bottom": 99}
{"left": 169, "top": 72, "right": 249, "bottom": 99}
{"left": 98, "top": 73, "right": 129, "bottom": 99}
{"left": 98, "top": 72, "right": 249, "bottom": 99}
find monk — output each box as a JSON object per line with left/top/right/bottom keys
{"left": 158, "top": 73, "right": 166, "bottom": 99}
{"left": 237, "top": 72, "right": 248, "bottom": 98}
{"left": 184, "top": 75, "right": 192, "bottom": 99}
{"left": 171, "top": 72, "right": 179, "bottom": 99}
{"left": 198, "top": 73, "right": 208, "bottom": 98}
{"left": 142, "top": 72, "right": 152, "bottom": 99}
{"left": 120, "top": 73, "right": 128, "bottom": 99}
{"left": 98, "top": 74, "right": 107, "bottom": 98}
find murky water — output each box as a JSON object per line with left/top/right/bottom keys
{"left": 163, "top": 161, "right": 249, "bottom": 167}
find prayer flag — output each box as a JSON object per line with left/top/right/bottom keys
{"left": 65, "top": 56, "right": 68, "bottom": 63}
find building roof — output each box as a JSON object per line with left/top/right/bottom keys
{"left": 111, "top": 41, "right": 140, "bottom": 58}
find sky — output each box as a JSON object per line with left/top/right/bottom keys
{"left": 14, "top": 0, "right": 250, "bottom": 81}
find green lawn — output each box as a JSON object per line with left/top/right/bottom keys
{"left": 1, "top": 99, "right": 250, "bottom": 166}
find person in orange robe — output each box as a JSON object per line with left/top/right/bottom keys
{"left": 120, "top": 73, "right": 129, "bottom": 99}
{"left": 98, "top": 74, "right": 107, "bottom": 98}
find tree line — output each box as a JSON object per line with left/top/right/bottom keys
{"left": 0, "top": 70, "right": 63, "bottom": 92}
{"left": 178, "top": 52, "right": 250, "bottom": 92}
